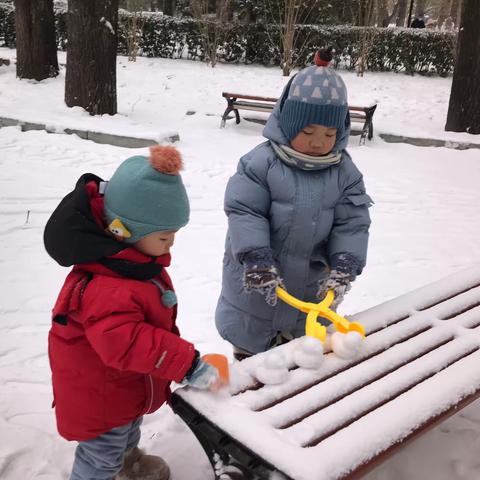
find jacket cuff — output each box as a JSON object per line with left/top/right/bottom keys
{"left": 239, "top": 247, "right": 275, "bottom": 269}
{"left": 184, "top": 350, "right": 200, "bottom": 380}
{"left": 330, "top": 253, "right": 362, "bottom": 278}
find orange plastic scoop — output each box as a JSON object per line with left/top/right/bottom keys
{"left": 201, "top": 353, "right": 230, "bottom": 386}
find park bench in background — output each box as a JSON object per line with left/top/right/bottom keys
{"left": 172, "top": 266, "right": 480, "bottom": 479}
{"left": 221, "top": 92, "right": 377, "bottom": 145}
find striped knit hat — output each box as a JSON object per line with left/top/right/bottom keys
{"left": 279, "top": 65, "right": 350, "bottom": 145}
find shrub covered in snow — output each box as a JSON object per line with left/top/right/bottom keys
{"left": 292, "top": 25, "right": 456, "bottom": 76}
{"left": 0, "top": 1, "right": 14, "bottom": 48}
{"left": 0, "top": 4, "right": 456, "bottom": 76}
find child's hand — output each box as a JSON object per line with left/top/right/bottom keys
{"left": 241, "top": 248, "right": 282, "bottom": 306}
{"left": 183, "top": 358, "right": 220, "bottom": 391}
{"left": 244, "top": 266, "right": 282, "bottom": 306}
{"left": 244, "top": 266, "right": 280, "bottom": 289}
{"left": 318, "top": 253, "right": 361, "bottom": 310}
{"left": 317, "top": 270, "right": 352, "bottom": 311}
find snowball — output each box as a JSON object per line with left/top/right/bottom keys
{"left": 293, "top": 336, "right": 324, "bottom": 369}
{"left": 323, "top": 333, "right": 332, "bottom": 352}
{"left": 331, "top": 331, "right": 364, "bottom": 359}
{"left": 255, "top": 351, "right": 289, "bottom": 385}
{"left": 344, "top": 331, "right": 363, "bottom": 350}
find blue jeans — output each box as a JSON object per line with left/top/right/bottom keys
{"left": 69, "top": 417, "right": 143, "bottom": 480}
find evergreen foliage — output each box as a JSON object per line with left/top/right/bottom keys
{"left": 0, "top": 4, "right": 456, "bottom": 76}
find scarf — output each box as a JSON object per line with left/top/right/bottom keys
{"left": 271, "top": 141, "right": 342, "bottom": 171}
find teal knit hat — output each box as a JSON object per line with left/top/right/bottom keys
{"left": 279, "top": 65, "right": 350, "bottom": 145}
{"left": 104, "top": 146, "right": 190, "bottom": 244}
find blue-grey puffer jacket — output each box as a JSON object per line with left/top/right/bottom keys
{"left": 215, "top": 103, "right": 373, "bottom": 354}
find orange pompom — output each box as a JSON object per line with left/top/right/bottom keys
{"left": 149, "top": 145, "right": 183, "bottom": 175}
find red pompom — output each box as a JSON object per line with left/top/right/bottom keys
{"left": 314, "top": 47, "right": 334, "bottom": 67}
{"left": 149, "top": 145, "right": 183, "bottom": 175}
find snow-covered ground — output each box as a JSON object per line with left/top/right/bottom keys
{"left": 1, "top": 47, "right": 479, "bottom": 145}
{"left": 1, "top": 51, "right": 480, "bottom": 479}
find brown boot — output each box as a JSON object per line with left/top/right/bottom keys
{"left": 116, "top": 447, "right": 170, "bottom": 480}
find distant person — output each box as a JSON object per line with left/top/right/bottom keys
{"left": 411, "top": 16, "right": 426, "bottom": 28}
{"left": 215, "top": 65, "right": 373, "bottom": 360}
{"left": 44, "top": 146, "right": 221, "bottom": 480}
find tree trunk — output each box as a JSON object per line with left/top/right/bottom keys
{"left": 358, "top": 0, "right": 375, "bottom": 26}
{"left": 163, "top": 0, "right": 175, "bottom": 15}
{"left": 415, "top": 0, "right": 426, "bottom": 17}
{"left": 445, "top": 0, "right": 480, "bottom": 134}
{"left": 387, "top": 0, "right": 400, "bottom": 25}
{"left": 406, "top": 0, "right": 414, "bottom": 27}
{"left": 65, "top": 0, "right": 118, "bottom": 115}
{"left": 450, "top": 0, "right": 462, "bottom": 26}
{"left": 219, "top": 0, "right": 234, "bottom": 21}
{"left": 437, "top": 0, "right": 451, "bottom": 29}
{"left": 244, "top": 3, "right": 257, "bottom": 23}
{"left": 395, "top": 0, "right": 408, "bottom": 26}
{"left": 376, "top": 0, "right": 389, "bottom": 26}
{"left": 14, "top": 0, "right": 58, "bottom": 80}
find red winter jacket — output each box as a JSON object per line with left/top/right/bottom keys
{"left": 45, "top": 175, "right": 196, "bottom": 441}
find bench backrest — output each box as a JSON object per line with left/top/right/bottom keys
{"left": 223, "top": 92, "right": 278, "bottom": 103}
{"left": 222, "top": 92, "right": 375, "bottom": 116}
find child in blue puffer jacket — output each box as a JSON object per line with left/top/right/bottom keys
{"left": 215, "top": 65, "right": 373, "bottom": 360}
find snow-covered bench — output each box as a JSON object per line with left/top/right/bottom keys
{"left": 171, "top": 266, "right": 480, "bottom": 480}
{"left": 220, "top": 92, "right": 377, "bottom": 144}
{"left": 0, "top": 58, "right": 10, "bottom": 66}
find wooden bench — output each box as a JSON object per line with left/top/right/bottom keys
{"left": 221, "top": 92, "right": 377, "bottom": 145}
{"left": 172, "top": 265, "right": 480, "bottom": 479}
{"left": 0, "top": 58, "right": 10, "bottom": 66}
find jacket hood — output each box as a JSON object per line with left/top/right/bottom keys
{"left": 44, "top": 174, "right": 126, "bottom": 267}
{"left": 263, "top": 83, "right": 351, "bottom": 153}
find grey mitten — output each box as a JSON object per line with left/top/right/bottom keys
{"left": 317, "top": 253, "right": 361, "bottom": 310}
{"left": 241, "top": 247, "right": 282, "bottom": 306}
{"left": 317, "top": 270, "right": 352, "bottom": 311}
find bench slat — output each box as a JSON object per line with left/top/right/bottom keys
{"left": 233, "top": 101, "right": 276, "bottom": 110}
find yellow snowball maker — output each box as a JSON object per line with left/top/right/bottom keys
{"left": 276, "top": 287, "right": 366, "bottom": 342}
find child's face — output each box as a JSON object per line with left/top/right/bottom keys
{"left": 134, "top": 231, "right": 176, "bottom": 257}
{"left": 290, "top": 124, "right": 337, "bottom": 156}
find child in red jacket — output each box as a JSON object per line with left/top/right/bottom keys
{"left": 44, "top": 146, "right": 219, "bottom": 480}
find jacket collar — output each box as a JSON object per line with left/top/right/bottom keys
{"left": 76, "top": 249, "right": 171, "bottom": 280}
{"left": 45, "top": 174, "right": 170, "bottom": 280}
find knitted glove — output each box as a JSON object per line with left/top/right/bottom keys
{"left": 317, "top": 253, "right": 361, "bottom": 311}
{"left": 317, "top": 270, "right": 352, "bottom": 311}
{"left": 182, "top": 352, "right": 220, "bottom": 390}
{"left": 241, "top": 247, "right": 282, "bottom": 306}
